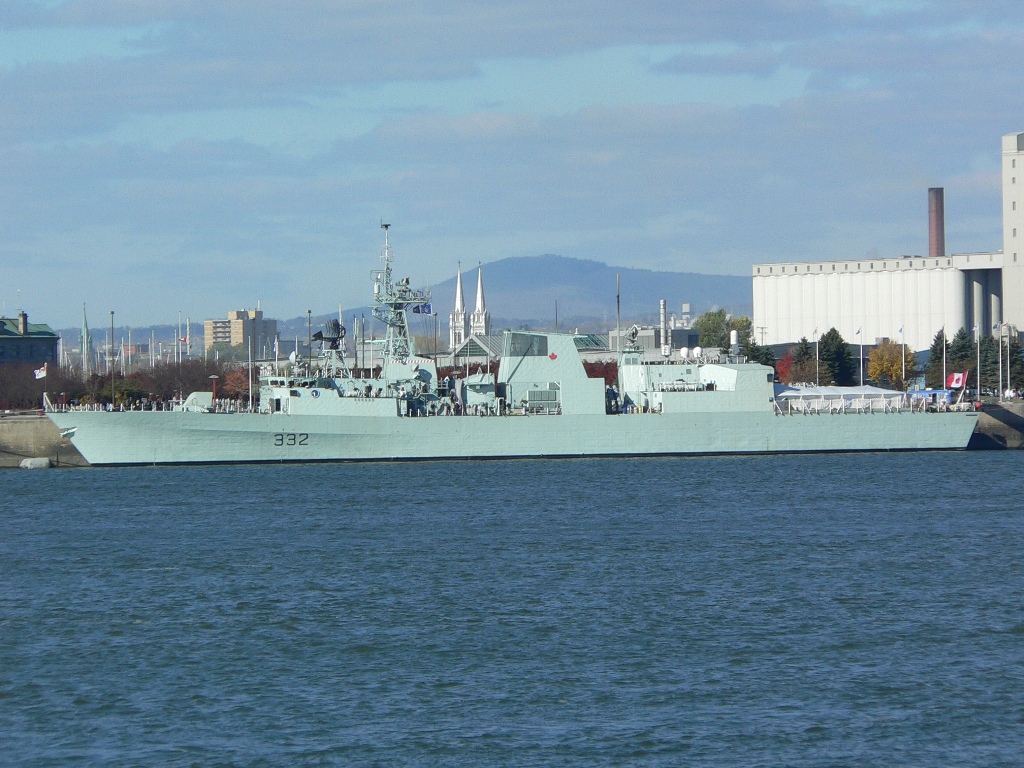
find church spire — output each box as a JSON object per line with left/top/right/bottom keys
{"left": 474, "top": 262, "right": 486, "bottom": 314}
{"left": 449, "top": 261, "right": 469, "bottom": 349}
{"left": 470, "top": 262, "right": 490, "bottom": 336}
{"left": 453, "top": 261, "right": 465, "bottom": 312}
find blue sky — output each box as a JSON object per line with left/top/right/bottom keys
{"left": 2, "top": 0, "right": 1023, "bottom": 328}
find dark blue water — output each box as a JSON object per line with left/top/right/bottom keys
{"left": 2, "top": 453, "right": 1023, "bottom": 766}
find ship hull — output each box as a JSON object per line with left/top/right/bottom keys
{"left": 47, "top": 410, "right": 979, "bottom": 466}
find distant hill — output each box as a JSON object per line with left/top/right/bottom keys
{"left": 424, "top": 254, "right": 751, "bottom": 329}
{"left": 283, "top": 255, "right": 751, "bottom": 336}
{"left": 59, "top": 256, "right": 752, "bottom": 341}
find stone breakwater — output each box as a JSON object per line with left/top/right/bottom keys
{"left": 0, "top": 414, "right": 88, "bottom": 468}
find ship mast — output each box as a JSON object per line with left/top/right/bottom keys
{"left": 371, "top": 223, "right": 430, "bottom": 364}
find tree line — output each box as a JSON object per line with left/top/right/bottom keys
{"left": 771, "top": 325, "right": 1024, "bottom": 391}
{"left": 6, "top": 315, "right": 1021, "bottom": 409}
{"left": 0, "top": 359, "right": 251, "bottom": 410}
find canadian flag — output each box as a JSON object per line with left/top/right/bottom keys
{"left": 946, "top": 371, "right": 968, "bottom": 388}
{"left": 33, "top": 364, "right": 47, "bottom": 379}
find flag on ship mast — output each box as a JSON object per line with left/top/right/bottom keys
{"left": 34, "top": 364, "right": 47, "bottom": 379}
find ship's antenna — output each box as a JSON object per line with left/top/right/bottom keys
{"left": 616, "top": 273, "right": 622, "bottom": 393}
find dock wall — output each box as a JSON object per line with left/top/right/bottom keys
{"left": 0, "top": 414, "right": 88, "bottom": 467}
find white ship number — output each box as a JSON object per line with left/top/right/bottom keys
{"left": 274, "top": 433, "right": 309, "bottom": 446}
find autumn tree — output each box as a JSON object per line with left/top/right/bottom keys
{"left": 775, "top": 352, "right": 793, "bottom": 383}
{"left": 784, "top": 337, "right": 817, "bottom": 384}
{"left": 583, "top": 361, "right": 618, "bottom": 386}
{"left": 220, "top": 368, "right": 255, "bottom": 398}
{"left": 867, "top": 340, "right": 916, "bottom": 389}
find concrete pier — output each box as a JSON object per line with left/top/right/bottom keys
{"left": 0, "top": 413, "right": 88, "bottom": 468}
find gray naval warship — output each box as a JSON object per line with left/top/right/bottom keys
{"left": 47, "top": 227, "right": 978, "bottom": 465}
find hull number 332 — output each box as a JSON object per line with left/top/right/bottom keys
{"left": 274, "top": 433, "right": 309, "bottom": 446}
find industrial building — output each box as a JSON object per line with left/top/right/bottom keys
{"left": 753, "top": 131, "right": 1024, "bottom": 351}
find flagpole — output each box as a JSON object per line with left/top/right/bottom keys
{"left": 1008, "top": 325, "right": 1012, "bottom": 397}
{"left": 815, "top": 330, "right": 819, "bottom": 387}
{"left": 942, "top": 327, "right": 946, "bottom": 388}
{"left": 247, "top": 336, "right": 253, "bottom": 412}
{"left": 110, "top": 310, "right": 115, "bottom": 408}
{"left": 998, "top": 322, "right": 1003, "bottom": 400}
{"left": 856, "top": 326, "right": 863, "bottom": 386}
{"left": 901, "top": 325, "right": 905, "bottom": 388}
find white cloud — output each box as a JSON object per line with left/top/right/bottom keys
{"left": 2, "top": 0, "right": 1024, "bottom": 327}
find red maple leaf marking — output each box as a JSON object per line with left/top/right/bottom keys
{"left": 549, "top": 353, "right": 558, "bottom": 360}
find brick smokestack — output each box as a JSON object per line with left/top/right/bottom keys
{"left": 928, "top": 187, "right": 945, "bottom": 259}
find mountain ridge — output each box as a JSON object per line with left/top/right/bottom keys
{"left": 57, "top": 255, "right": 752, "bottom": 340}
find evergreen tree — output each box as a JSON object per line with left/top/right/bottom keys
{"left": 792, "top": 337, "right": 814, "bottom": 364}
{"left": 1009, "top": 338, "right": 1024, "bottom": 394}
{"left": 787, "top": 337, "right": 817, "bottom": 384}
{"left": 979, "top": 336, "right": 1000, "bottom": 393}
{"left": 740, "top": 334, "right": 776, "bottom": 368}
{"left": 923, "top": 330, "right": 949, "bottom": 389}
{"left": 818, "top": 328, "right": 856, "bottom": 385}
{"left": 947, "top": 327, "right": 975, "bottom": 376}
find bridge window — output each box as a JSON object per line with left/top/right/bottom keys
{"left": 509, "top": 333, "right": 548, "bottom": 357}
